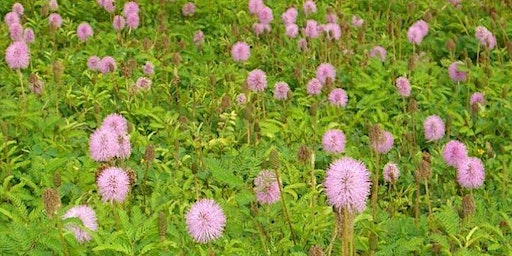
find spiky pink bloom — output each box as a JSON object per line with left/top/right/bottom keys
{"left": 185, "top": 199, "right": 226, "bottom": 243}
{"left": 395, "top": 76, "right": 411, "bottom": 97}
{"left": 236, "top": 93, "right": 246, "bottom": 105}
{"left": 248, "top": 0, "right": 264, "bottom": 15}
{"left": 424, "top": 115, "right": 445, "bottom": 141}
{"left": 383, "top": 162, "right": 400, "bottom": 183}
{"left": 113, "top": 15, "right": 125, "bottom": 31}
{"left": 77, "top": 22, "right": 93, "bottom": 42}
{"left": 323, "top": 23, "right": 341, "bottom": 40}
{"left": 97, "top": 167, "right": 130, "bottom": 203}
{"left": 123, "top": 2, "right": 139, "bottom": 16}
{"left": 87, "top": 56, "right": 101, "bottom": 71}
{"left": 370, "top": 46, "right": 386, "bottom": 62}
{"left": 285, "top": 24, "right": 299, "bottom": 38}
{"left": 62, "top": 205, "right": 97, "bottom": 243}
{"left": 48, "top": 13, "right": 62, "bottom": 28}
{"left": 89, "top": 127, "right": 119, "bottom": 162}
{"left": 322, "top": 129, "right": 346, "bottom": 154}
{"left": 448, "top": 61, "right": 467, "bottom": 82}
{"left": 231, "top": 42, "right": 251, "bottom": 62}
{"left": 407, "top": 20, "right": 429, "bottom": 45}
{"left": 135, "top": 77, "right": 152, "bottom": 90}
{"left": 126, "top": 12, "right": 139, "bottom": 29}
{"left": 326, "top": 13, "right": 338, "bottom": 24}
{"left": 307, "top": 78, "right": 322, "bottom": 95}
{"left": 143, "top": 61, "right": 154, "bottom": 76}
{"left": 475, "top": 26, "right": 496, "bottom": 50}
{"left": 252, "top": 22, "right": 270, "bottom": 36}
{"left": 371, "top": 130, "right": 394, "bottom": 154}
{"left": 9, "top": 23, "right": 23, "bottom": 41}
{"left": 23, "top": 28, "right": 35, "bottom": 43}
{"left": 328, "top": 88, "right": 348, "bottom": 107}
{"left": 100, "top": 56, "right": 117, "bottom": 74}
{"left": 470, "top": 92, "right": 484, "bottom": 106}
{"left": 316, "top": 63, "right": 336, "bottom": 85}
{"left": 193, "top": 30, "right": 204, "bottom": 46}
{"left": 442, "top": 140, "right": 468, "bottom": 168}
{"left": 352, "top": 15, "right": 364, "bottom": 27}
{"left": 257, "top": 6, "right": 273, "bottom": 25}
{"left": 456, "top": 157, "right": 485, "bottom": 189}
{"left": 281, "top": 8, "right": 298, "bottom": 25}
{"left": 247, "top": 69, "right": 267, "bottom": 92}
{"left": 4, "top": 12, "right": 19, "bottom": 26}
{"left": 102, "top": 113, "right": 128, "bottom": 135}
{"left": 12, "top": 3, "right": 24, "bottom": 16}
{"left": 304, "top": 20, "right": 320, "bottom": 38}
{"left": 298, "top": 38, "right": 308, "bottom": 51}
{"left": 274, "top": 82, "right": 290, "bottom": 100}
{"left": 49, "top": 0, "right": 59, "bottom": 11}
{"left": 5, "top": 41, "right": 30, "bottom": 69}
{"left": 101, "top": 0, "right": 115, "bottom": 13}
{"left": 303, "top": 0, "right": 317, "bottom": 15}
{"left": 324, "top": 157, "right": 371, "bottom": 213}
{"left": 182, "top": 2, "right": 196, "bottom": 17}
{"left": 254, "top": 170, "right": 280, "bottom": 204}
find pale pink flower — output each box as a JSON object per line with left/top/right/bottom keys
{"left": 395, "top": 76, "right": 411, "bottom": 97}
{"left": 424, "top": 115, "right": 445, "bottom": 141}
{"left": 370, "top": 46, "right": 386, "bottom": 62}
{"left": 456, "top": 157, "right": 485, "bottom": 189}
{"left": 23, "top": 28, "right": 35, "bottom": 43}
{"left": 254, "top": 170, "right": 280, "bottom": 204}
{"left": 281, "top": 8, "right": 298, "bottom": 25}
{"left": 383, "top": 162, "right": 400, "bottom": 183}
{"left": 113, "top": 15, "right": 125, "bottom": 31}
{"left": 182, "top": 2, "right": 196, "bottom": 17}
{"left": 248, "top": 0, "right": 264, "bottom": 15}
{"left": 303, "top": 20, "right": 320, "bottom": 38}
{"left": 231, "top": 42, "right": 251, "bottom": 62}
{"left": 185, "top": 199, "right": 226, "bottom": 243}
{"left": 12, "top": 3, "right": 24, "bottom": 16}
{"left": 322, "top": 129, "right": 346, "bottom": 154}
{"left": 97, "top": 167, "right": 130, "bottom": 203}
{"left": 285, "top": 24, "right": 299, "bottom": 38}
{"left": 5, "top": 41, "right": 30, "bottom": 69}
{"left": 442, "top": 140, "right": 468, "bottom": 168}
{"left": 257, "top": 6, "right": 273, "bottom": 25}
{"left": 77, "top": 22, "right": 93, "bottom": 42}
{"left": 4, "top": 12, "right": 20, "bottom": 26}
{"left": 316, "top": 63, "right": 336, "bottom": 84}
{"left": 9, "top": 23, "right": 23, "bottom": 41}
{"left": 62, "top": 205, "right": 97, "bottom": 243}
{"left": 328, "top": 88, "right": 348, "bottom": 107}
{"left": 352, "top": 15, "right": 364, "bottom": 27}
{"left": 323, "top": 23, "right": 341, "bottom": 40}
{"left": 246, "top": 69, "right": 267, "bottom": 92}
{"left": 274, "top": 82, "right": 290, "bottom": 100}
{"left": 48, "top": 13, "right": 62, "bottom": 28}
{"left": 307, "top": 78, "right": 322, "bottom": 95}
{"left": 303, "top": 0, "right": 317, "bottom": 15}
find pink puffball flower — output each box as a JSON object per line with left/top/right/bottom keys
{"left": 5, "top": 41, "right": 30, "bottom": 70}
{"left": 352, "top": 15, "right": 364, "bottom": 27}
{"left": 470, "top": 92, "right": 485, "bottom": 106}
{"left": 182, "top": 2, "right": 196, "bottom": 17}
{"left": 77, "top": 22, "right": 93, "bottom": 42}
{"left": 395, "top": 76, "right": 411, "bottom": 97}
{"left": 407, "top": 20, "right": 429, "bottom": 45}
{"left": 324, "top": 157, "right": 371, "bottom": 213}
{"left": 4, "top": 12, "right": 20, "bottom": 26}
{"left": 87, "top": 56, "right": 101, "bottom": 71}
{"left": 23, "top": 28, "right": 35, "bottom": 43}
{"left": 193, "top": 30, "right": 204, "bottom": 46}
{"left": 442, "top": 140, "right": 468, "bottom": 168}
{"left": 123, "top": 2, "right": 139, "bottom": 16}
{"left": 370, "top": 46, "right": 386, "bottom": 62}
{"left": 12, "top": 3, "right": 24, "bottom": 16}
{"left": 323, "top": 23, "right": 341, "bottom": 40}
{"left": 303, "top": 0, "right": 317, "bottom": 15}
{"left": 101, "top": 0, "right": 115, "bottom": 13}
{"left": 304, "top": 20, "right": 320, "bottom": 38}
{"left": 62, "top": 205, "right": 97, "bottom": 243}
{"left": 285, "top": 24, "right": 299, "bottom": 38}
{"left": 316, "top": 63, "right": 336, "bottom": 85}
{"left": 248, "top": 0, "right": 264, "bottom": 15}
{"left": 89, "top": 127, "right": 119, "bottom": 162}
{"left": 298, "top": 38, "right": 308, "bottom": 51}
{"left": 49, "top": 0, "right": 59, "bottom": 11}
{"left": 100, "top": 56, "right": 117, "bottom": 74}
{"left": 252, "top": 23, "right": 264, "bottom": 36}
{"left": 456, "top": 157, "right": 485, "bottom": 189}
{"left": 9, "top": 23, "right": 23, "bottom": 41}
{"left": 281, "top": 8, "right": 298, "bottom": 25}
{"left": 247, "top": 69, "right": 267, "bottom": 92}
{"left": 328, "top": 88, "right": 348, "bottom": 107}
{"left": 274, "top": 82, "right": 290, "bottom": 100}
{"left": 254, "top": 170, "right": 280, "bottom": 204}
{"left": 307, "top": 78, "right": 322, "bottom": 95}
{"left": 423, "top": 115, "right": 445, "bottom": 141}
{"left": 371, "top": 130, "right": 394, "bottom": 154}
{"left": 448, "top": 61, "right": 467, "bottom": 82}
{"left": 231, "top": 42, "right": 251, "bottom": 62}
{"left": 113, "top": 15, "right": 126, "bottom": 31}
{"left": 97, "top": 167, "right": 130, "bottom": 203}
{"left": 326, "top": 13, "right": 338, "bottom": 24}
{"left": 135, "top": 77, "right": 152, "bottom": 90}
{"left": 126, "top": 12, "right": 139, "bottom": 29}
{"left": 185, "top": 199, "right": 226, "bottom": 244}
{"left": 383, "top": 162, "right": 400, "bottom": 183}
{"left": 236, "top": 93, "right": 247, "bottom": 105}
{"left": 322, "top": 129, "right": 346, "bottom": 154}
{"left": 101, "top": 113, "right": 128, "bottom": 135}
{"left": 257, "top": 6, "right": 273, "bottom": 25}
{"left": 475, "top": 26, "right": 496, "bottom": 50}
{"left": 48, "top": 13, "right": 62, "bottom": 28}
{"left": 143, "top": 61, "right": 154, "bottom": 76}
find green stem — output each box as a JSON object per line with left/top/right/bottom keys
{"left": 274, "top": 167, "right": 296, "bottom": 245}
{"left": 55, "top": 216, "right": 70, "bottom": 256}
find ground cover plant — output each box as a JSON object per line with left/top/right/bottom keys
{"left": 0, "top": 0, "right": 511, "bottom": 255}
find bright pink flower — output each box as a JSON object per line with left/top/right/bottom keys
{"left": 4, "top": 12, "right": 20, "bottom": 26}
{"left": 383, "top": 162, "right": 400, "bottom": 183}
{"left": 352, "top": 15, "right": 364, "bottom": 27}
{"left": 126, "top": 12, "right": 139, "bottom": 29}
{"left": 62, "top": 205, "right": 97, "bottom": 243}
{"left": 101, "top": 113, "right": 128, "bottom": 135}
{"left": 424, "top": 115, "right": 445, "bottom": 141}
{"left": 186, "top": 199, "right": 226, "bottom": 243}
{"left": 303, "top": 0, "right": 317, "bottom": 15}
{"left": 475, "top": 26, "right": 496, "bottom": 50}
{"left": 322, "top": 129, "right": 346, "bottom": 154}
{"left": 123, "top": 2, "right": 139, "bottom": 16}
{"left": 97, "top": 167, "right": 130, "bottom": 203}
{"left": 100, "top": 56, "right": 117, "bottom": 74}
{"left": 87, "top": 56, "right": 101, "bottom": 71}
{"left": 442, "top": 140, "right": 468, "bottom": 168}
{"left": 456, "top": 157, "right": 485, "bottom": 189}
{"left": 101, "top": 0, "right": 115, "bottom": 12}
{"left": 371, "top": 130, "right": 394, "bottom": 154}
{"left": 324, "top": 157, "right": 371, "bottom": 213}
{"left": 395, "top": 76, "right": 411, "bottom": 97}
{"left": 407, "top": 20, "right": 429, "bottom": 45}
{"left": 370, "top": 46, "right": 386, "bottom": 62}
{"left": 257, "top": 6, "right": 273, "bottom": 25}
{"left": 23, "top": 28, "right": 35, "bottom": 43}
{"left": 77, "top": 22, "right": 93, "bottom": 42}
{"left": 48, "top": 13, "right": 62, "bottom": 28}
{"left": 448, "top": 61, "right": 467, "bottom": 82}
{"left": 231, "top": 42, "right": 251, "bottom": 62}
{"left": 285, "top": 24, "right": 299, "bottom": 38}
{"left": 316, "top": 63, "right": 336, "bottom": 84}
{"left": 328, "top": 88, "right": 348, "bottom": 107}
{"left": 247, "top": 69, "right": 267, "bottom": 92}
{"left": 12, "top": 3, "right": 24, "bottom": 16}
{"left": 274, "top": 82, "right": 290, "bottom": 100}
{"left": 307, "top": 78, "right": 322, "bottom": 95}
{"left": 113, "top": 15, "right": 125, "bottom": 31}
{"left": 5, "top": 41, "right": 30, "bottom": 69}
{"left": 281, "top": 8, "right": 298, "bottom": 25}
{"left": 470, "top": 92, "right": 484, "bottom": 106}
{"left": 182, "top": 2, "right": 196, "bottom": 17}
{"left": 143, "top": 61, "right": 154, "bottom": 76}
{"left": 89, "top": 127, "right": 119, "bottom": 162}
{"left": 254, "top": 170, "right": 280, "bottom": 204}
{"left": 323, "top": 23, "right": 341, "bottom": 40}
{"left": 248, "top": 0, "right": 264, "bottom": 15}
{"left": 303, "top": 20, "right": 320, "bottom": 38}
{"left": 9, "top": 23, "right": 23, "bottom": 41}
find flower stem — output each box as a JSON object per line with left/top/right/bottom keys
{"left": 274, "top": 167, "right": 296, "bottom": 245}
{"left": 55, "top": 216, "right": 70, "bottom": 256}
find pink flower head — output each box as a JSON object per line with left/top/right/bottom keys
{"left": 281, "top": 8, "right": 298, "bottom": 25}
{"left": 383, "top": 162, "right": 400, "bottom": 183}
{"left": 470, "top": 92, "right": 485, "bottom": 106}
{"left": 97, "top": 167, "right": 130, "bottom": 203}
{"left": 193, "top": 30, "right": 204, "bottom": 46}
{"left": 185, "top": 199, "right": 226, "bottom": 243}
{"left": 123, "top": 2, "right": 139, "bottom": 16}
{"left": 303, "top": 0, "right": 317, "bottom": 15}
{"left": 322, "top": 129, "right": 346, "bottom": 154}
{"left": 23, "top": 28, "right": 35, "bottom": 43}
{"left": 257, "top": 6, "right": 273, "bottom": 25}
{"left": 324, "top": 157, "right": 371, "bottom": 213}
{"left": 448, "top": 61, "right": 467, "bottom": 82}
{"left": 254, "top": 170, "right": 280, "bottom": 204}
{"left": 370, "top": 46, "right": 386, "bottom": 62}
{"left": 48, "top": 13, "right": 62, "bottom": 28}
{"left": 101, "top": 113, "right": 128, "bottom": 135}
{"left": 182, "top": 2, "right": 196, "bottom": 17}
{"left": 100, "top": 56, "right": 117, "bottom": 74}
{"left": 231, "top": 42, "right": 251, "bottom": 62}
{"left": 236, "top": 93, "right": 247, "bottom": 105}
{"left": 101, "top": 0, "right": 115, "bottom": 13}
{"left": 448, "top": 0, "right": 462, "bottom": 7}
{"left": 307, "top": 78, "right": 322, "bottom": 95}
{"left": 423, "top": 115, "right": 445, "bottom": 141}
{"left": 4, "top": 12, "right": 20, "bottom": 26}
{"left": 371, "top": 130, "right": 394, "bottom": 154}
{"left": 248, "top": 0, "right": 264, "bottom": 15}
{"left": 12, "top": 3, "right": 24, "bottom": 16}
{"left": 274, "top": 82, "right": 290, "bottom": 100}
{"left": 5, "top": 41, "right": 30, "bottom": 70}
{"left": 89, "top": 127, "right": 119, "bottom": 162}
{"left": 352, "top": 15, "right": 364, "bottom": 27}
{"left": 252, "top": 22, "right": 270, "bottom": 36}
{"left": 135, "top": 77, "right": 152, "bottom": 90}
{"left": 285, "top": 24, "right": 299, "bottom": 38}
{"left": 126, "top": 12, "right": 139, "bottom": 29}
{"left": 328, "top": 88, "right": 348, "bottom": 107}
{"left": 143, "top": 61, "right": 154, "bottom": 76}
{"left": 298, "top": 38, "right": 308, "bottom": 51}
{"left": 323, "top": 23, "right": 341, "bottom": 40}
{"left": 304, "top": 20, "right": 320, "bottom": 38}
{"left": 77, "top": 22, "right": 93, "bottom": 42}
{"left": 442, "top": 140, "right": 468, "bottom": 167}
{"left": 326, "top": 13, "right": 338, "bottom": 24}
{"left": 9, "top": 23, "right": 23, "bottom": 41}
{"left": 87, "top": 56, "right": 101, "bottom": 71}
{"left": 49, "top": 0, "right": 59, "bottom": 11}
{"left": 475, "top": 26, "right": 496, "bottom": 50}
{"left": 407, "top": 20, "right": 429, "bottom": 45}
{"left": 247, "top": 69, "right": 267, "bottom": 92}
{"left": 395, "top": 76, "right": 411, "bottom": 97}
{"left": 113, "top": 15, "right": 126, "bottom": 31}
{"left": 62, "top": 205, "right": 97, "bottom": 243}
{"left": 316, "top": 63, "right": 336, "bottom": 85}
{"left": 456, "top": 157, "right": 485, "bottom": 189}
